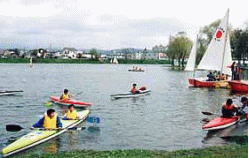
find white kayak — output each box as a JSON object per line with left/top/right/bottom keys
{"left": 111, "top": 90, "right": 151, "bottom": 99}
{"left": 2, "top": 109, "right": 90, "bottom": 157}
{"left": 0, "top": 90, "right": 23, "bottom": 96}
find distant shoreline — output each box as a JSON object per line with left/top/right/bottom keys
{"left": 0, "top": 58, "right": 171, "bottom": 64}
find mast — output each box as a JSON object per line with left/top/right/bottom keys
{"left": 220, "top": 9, "right": 229, "bottom": 74}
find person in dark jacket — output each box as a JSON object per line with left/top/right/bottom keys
{"left": 230, "top": 62, "right": 236, "bottom": 80}
{"left": 33, "top": 109, "right": 62, "bottom": 129}
{"left": 238, "top": 97, "right": 248, "bottom": 120}
{"left": 222, "top": 99, "right": 238, "bottom": 118}
{"left": 207, "top": 72, "right": 216, "bottom": 81}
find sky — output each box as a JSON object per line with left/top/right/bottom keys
{"left": 0, "top": 0, "right": 247, "bottom": 50}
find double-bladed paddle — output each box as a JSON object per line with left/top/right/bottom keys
{"left": 6, "top": 124, "right": 86, "bottom": 132}
{"left": 201, "top": 111, "right": 220, "bottom": 116}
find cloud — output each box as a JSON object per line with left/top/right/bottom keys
{"left": 0, "top": 0, "right": 246, "bottom": 49}
{"left": 0, "top": 14, "right": 192, "bottom": 49}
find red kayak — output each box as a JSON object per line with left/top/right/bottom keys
{"left": 228, "top": 80, "right": 248, "bottom": 93}
{"left": 202, "top": 116, "right": 240, "bottom": 131}
{"left": 50, "top": 96, "right": 92, "bottom": 107}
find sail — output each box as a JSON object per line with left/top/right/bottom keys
{"left": 113, "top": 57, "right": 119, "bottom": 64}
{"left": 185, "top": 35, "right": 198, "bottom": 71}
{"left": 222, "top": 33, "right": 232, "bottom": 75}
{"left": 197, "top": 9, "right": 232, "bottom": 75}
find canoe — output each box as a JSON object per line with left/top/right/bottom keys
{"left": 2, "top": 110, "right": 90, "bottom": 157}
{"left": 228, "top": 80, "right": 248, "bottom": 93}
{"left": 50, "top": 96, "right": 92, "bottom": 107}
{"left": 111, "top": 90, "right": 151, "bottom": 99}
{"left": 189, "top": 78, "right": 229, "bottom": 88}
{"left": 202, "top": 116, "right": 240, "bottom": 131}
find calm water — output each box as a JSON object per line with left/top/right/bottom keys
{"left": 0, "top": 64, "right": 247, "bottom": 156}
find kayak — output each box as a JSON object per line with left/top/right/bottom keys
{"left": 2, "top": 110, "right": 90, "bottom": 157}
{"left": 128, "top": 69, "right": 144, "bottom": 72}
{"left": 111, "top": 90, "right": 151, "bottom": 99}
{"left": 202, "top": 116, "right": 240, "bottom": 131}
{"left": 50, "top": 96, "right": 92, "bottom": 107}
{"left": 0, "top": 90, "right": 23, "bottom": 96}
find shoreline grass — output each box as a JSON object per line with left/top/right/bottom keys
{"left": 13, "top": 144, "right": 248, "bottom": 158}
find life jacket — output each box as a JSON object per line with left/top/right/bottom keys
{"left": 66, "top": 110, "right": 77, "bottom": 120}
{"left": 131, "top": 87, "right": 138, "bottom": 94}
{"left": 62, "top": 93, "right": 70, "bottom": 100}
{"left": 223, "top": 104, "right": 235, "bottom": 110}
{"left": 43, "top": 113, "right": 57, "bottom": 129}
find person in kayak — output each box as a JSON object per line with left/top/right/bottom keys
{"left": 238, "top": 97, "right": 248, "bottom": 119}
{"left": 60, "top": 89, "right": 71, "bottom": 100}
{"left": 33, "top": 109, "right": 62, "bottom": 129}
{"left": 63, "top": 104, "right": 78, "bottom": 120}
{"left": 131, "top": 83, "right": 140, "bottom": 94}
{"left": 222, "top": 99, "right": 238, "bottom": 118}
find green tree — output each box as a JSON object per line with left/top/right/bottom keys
{"left": 89, "top": 48, "right": 99, "bottom": 60}
{"left": 166, "top": 33, "right": 192, "bottom": 68}
{"left": 230, "top": 28, "right": 248, "bottom": 63}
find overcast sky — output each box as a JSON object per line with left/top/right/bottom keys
{"left": 0, "top": 0, "right": 247, "bottom": 50}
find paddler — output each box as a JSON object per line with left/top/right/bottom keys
{"left": 238, "top": 97, "right": 248, "bottom": 120}
{"left": 131, "top": 83, "right": 140, "bottom": 94}
{"left": 33, "top": 109, "right": 62, "bottom": 129}
{"left": 63, "top": 104, "right": 79, "bottom": 120}
{"left": 222, "top": 99, "right": 238, "bottom": 118}
{"left": 60, "top": 89, "right": 71, "bottom": 100}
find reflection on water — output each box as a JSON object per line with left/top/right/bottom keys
{"left": 0, "top": 64, "right": 247, "bottom": 156}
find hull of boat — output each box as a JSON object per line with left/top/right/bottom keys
{"left": 2, "top": 110, "right": 90, "bottom": 157}
{"left": 50, "top": 96, "right": 92, "bottom": 107}
{"left": 202, "top": 116, "right": 239, "bottom": 131}
{"left": 189, "top": 79, "right": 229, "bottom": 88}
{"left": 111, "top": 90, "right": 151, "bottom": 99}
{"left": 228, "top": 80, "right": 248, "bottom": 93}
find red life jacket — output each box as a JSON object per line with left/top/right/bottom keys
{"left": 131, "top": 87, "right": 138, "bottom": 94}
{"left": 223, "top": 104, "right": 235, "bottom": 110}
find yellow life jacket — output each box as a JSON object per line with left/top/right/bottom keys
{"left": 66, "top": 110, "right": 77, "bottom": 120}
{"left": 43, "top": 113, "right": 57, "bottom": 129}
{"left": 62, "top": 93, "right": 70, "bottom": 100}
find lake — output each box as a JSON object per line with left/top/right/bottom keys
{"left": 0, "top": 64, "right": 247, "bottom": 156}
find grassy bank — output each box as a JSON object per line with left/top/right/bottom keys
{"left": 13, "top": 144, "right": 248, "bottom": 158}
{"left": 0, "top": 58, "right": 170, "bottom": 64}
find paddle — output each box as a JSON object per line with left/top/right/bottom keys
{"left": 87, "top": 116, "right": 100, "bottom": 124}
{"left": 0, "top": 90, "right": 23, "bottom": 93}
{"left": 44, "top": 101, "right": 53, "bottom": 107}
{"left": 201, "top": 111, "right": 220, "bottom": 116}
{"left": 6, "top": 124, "right": 86, "bottom": 132}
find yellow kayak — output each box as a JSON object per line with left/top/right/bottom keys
{"left": 2, "top": 109, "right": 90, "bottom": 157}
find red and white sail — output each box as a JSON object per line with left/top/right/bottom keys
{"left": 197, "top": 9, "right": 232, "bottom": 75}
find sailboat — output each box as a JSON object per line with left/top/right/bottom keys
{"left": 29, "top": 57, "right": 33, "bottom": 68}
{"left": 187, "top": 9, "right": 233, "bottom": 88}
{"left": 112, "top": 57, "right": 119, "bottom": 64}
